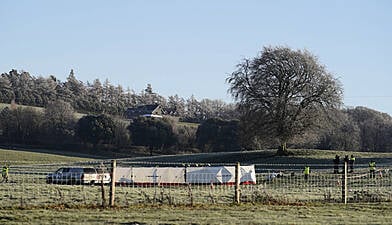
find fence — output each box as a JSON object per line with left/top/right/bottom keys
{"left": 0, "top": 160, "right": 391, "bottom": 208}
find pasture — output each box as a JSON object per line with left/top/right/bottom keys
{"left": 1, "top": 147, "right": 392, "bottom": 224}
{"left": 0, "top": 148, "right": 94, "bottom": 164}
{"left": 1, "top": 203, "right": 392, "bottom": 224}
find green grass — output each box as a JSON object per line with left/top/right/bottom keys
{"left": 0, "top": 147, "right": 391, "bottom": 224}
{"left": 0, "top": 203, "right": 392, "bottom": 224}
{"left": 0, "top": 103, "right": 86, "bottom": 119}
{"left": 125, "top": 149, "right": 392, "bottom": 165}
{"left": 0, "top": 148, "right": 93, "bottom": 164}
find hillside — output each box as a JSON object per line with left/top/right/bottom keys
{"left": 0, "top": 102, "right": 86, "bottom": 119}
{"left": 0, "top": 148, "right": 93, "bottom": 164}
{"left": 121, "top": 149, "right": 392, "bottom": 166}
{"left": 6, "top": 145, "right": 391, "bottom": 166}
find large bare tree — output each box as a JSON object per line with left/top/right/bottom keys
{"left": 227, "top": 46, "right": 343, "bottom": 155}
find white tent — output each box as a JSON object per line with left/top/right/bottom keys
{"left": 186, "top": 165, "right": 256, "bottom": 184}
{"left": 115, "top": 167, "right": 185, "bottom": 184}
{"left": 240, "top": 165, "right": 257, "bottom": 184}
{"left": 115, "top": 165, "right": 256, "bottom": 185}
{"left": 186, "top": 166, "right": 234, "bottom": 184}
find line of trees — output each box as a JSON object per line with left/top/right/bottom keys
{"left": 0, "top": 101, "right": 197, "bottom": 154}
{"left": 1, "top": 99, "right": 391, "bottom": 154}
{"left": 0, "top": 69, "right": 237, "bottom": 122}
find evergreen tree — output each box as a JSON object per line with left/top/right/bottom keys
{"left": 0, "top": 75, "right": 15, "bottom": 103}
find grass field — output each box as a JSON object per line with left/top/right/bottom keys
{"left": 0, "top": 103, "right": 86, "bottom": 119}
{"left": 1, "top": 203, "right": 392, "bottom": 224}
{"left": 1, "top": 147, "right": 392, "bottom": 224}
{"left": 125, "top": 149, "right": 392, "bottom": 166}
{"left": 0, "top": 148, "right": 93, "bottom": 164}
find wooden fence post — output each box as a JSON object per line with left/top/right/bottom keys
{"left": 101, "top": 177, "right": 106, "bottom": 207}
{"left": 235, "top": 162, "right": 240, "bottom": 204}
{"left": 110, "top": 160, "right": 116, "bottom": 207}
{"left": 342, "top": 161, "right": 347, "bottom": 204}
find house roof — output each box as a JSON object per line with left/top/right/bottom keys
{"left": 125, "top": 104, "right": 163, "bottom": 119}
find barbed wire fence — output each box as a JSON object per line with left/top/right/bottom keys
{"left": 0, "top": 160, "right": 391, "bottom": 208}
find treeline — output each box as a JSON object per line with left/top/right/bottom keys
{"left": 0, "top": 101, "right": 241, "bottom": 154}
{"left": 0, "top": 69, "right": 236, "bottom": 122}
{"left": 1, "top": 98, "right": 392, "bottom": 154}
{"left": 317, "top": 107, "right": 392, "bottom": 152}
{"left": 1, "top": 69, "right": 392, "bottom": 154}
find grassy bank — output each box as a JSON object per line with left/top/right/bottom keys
{"left": 0, "top": 148, "right": 93, "bottom": 164}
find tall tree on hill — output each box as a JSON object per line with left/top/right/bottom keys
{"left": 184, "top": 95, "right": 203, "bottom": 122}
{"left": 7, "top": 70, "right": 35, "bottom": 105}
{"left": 124, "top": 87, "right": 138, "bottom": 108}
{"left": 33, "top": 76, "right": 58, "bottom": 107}
{"left": 113, "top": 85, "right": 127, "bottom": 115}
{"left": 227, "top": 46, "right": 343, "bottom": 155}
{"left": 86, "top": 79, "right": 104, "bottom": 113}
{"left": 0, "top": 75, "right": 14, "bottom": 103}
{"left": 139, "top": 84, "right": 167, "bottom": 106}
{"left": 64, "top": 69, "right": 87, "bottom": 110}
{"left": 166, "top": 94, "right": 186, "bottom": 116}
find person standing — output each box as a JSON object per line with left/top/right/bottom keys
{"left": 369, "top": 160, "right": 376, "bottom": 178}
{"left": 2, "top": 165, "right": 9, "bottom": 183}
{"left": 349, "top": 155, "right": 355, "bottom": 173}
{"left": 333, "top": 155, "right": 340, "bottom": 174}
{"left": 304, "top": 165, "right": 310, "bottom": 181}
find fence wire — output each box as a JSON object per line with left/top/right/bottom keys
{"left": 0, "top": 161, "right": 391, "bottom": 208}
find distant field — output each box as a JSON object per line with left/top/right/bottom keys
{"left": 0, "top": 103, "right": 85, "bottom": 119}
{"left": 0, "top": 103, "right": 44, "bottom": 113}
{"left": 2, "top": 145, "right": 392, "bottom": 165}
{"left": 125, "top": 149, "right": 392, "bottom": 166}
{"left": 0, "top": 148, "right": 93, "bottom": 164}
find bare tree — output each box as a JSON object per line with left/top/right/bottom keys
{"left": 227, "top": 46, "right": 343, "bottom": 155}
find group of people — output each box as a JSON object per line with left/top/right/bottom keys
{"left": 303, "top": 154, "right": 378, "bottom": 180}
{"left": 333, "top": 155, "right": 356, "bottom": 174}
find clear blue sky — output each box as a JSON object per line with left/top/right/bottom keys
{"left": 1, "top": 0, "right": 391, "bottom": 114}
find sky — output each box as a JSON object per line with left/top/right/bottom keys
{"left": 1, "top": 0, "right": 392, "bottom": 114}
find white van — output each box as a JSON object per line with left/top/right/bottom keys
{"left": 46, "top": 167, "right": 111, "bottom": 185}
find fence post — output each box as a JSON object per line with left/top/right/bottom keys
{"left": 101, "top": 177, "right": 106, "bottom": 207}
{"left": 342, "top": 161, "right": 347, "bottom": 204}
{"left": 110, "top": 160, "right": 116, "bottom": 207}
{"left": 235, "top": 162, "right": 240, "bottom": 204}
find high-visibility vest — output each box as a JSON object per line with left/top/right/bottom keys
{"left": 350, "top": 157, "right": 355, "bottom": 162}
{"left": 2, "top": 167, "right": 8, "bottom": 175}
{"left": 304, "top": 166, "right": 310, "bottom": 175}
{"left": 369, "top": 162, "right": 376, "bottom": 171}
